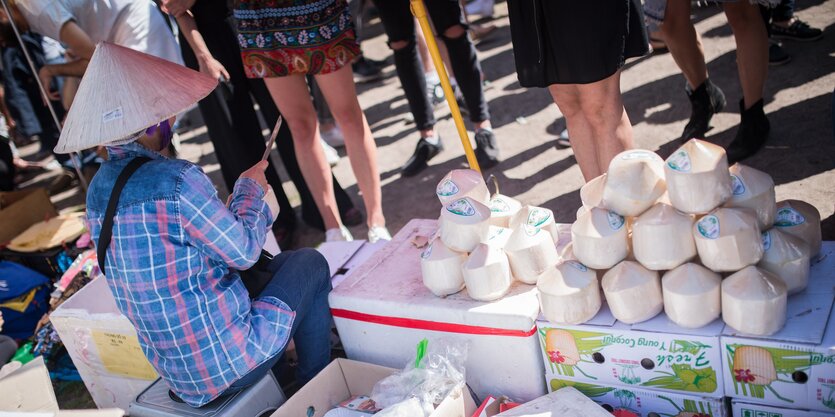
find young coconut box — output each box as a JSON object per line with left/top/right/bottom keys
{"left": 731, "top": 400, "right": 835, "bottom": 417}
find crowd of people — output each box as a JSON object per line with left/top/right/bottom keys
{"left": 0, "top": 0, "right": 826, "bottom": 408}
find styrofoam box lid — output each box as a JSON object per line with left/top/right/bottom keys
{"left": 52, "top": 274, "right": 121, "bottom": 316}
{"left": 330, "top": 219, "right": 540, "bottom": 331}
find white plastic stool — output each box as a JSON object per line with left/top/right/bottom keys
{"left": 128, "top": 372, "right": 285, "bottom": 417}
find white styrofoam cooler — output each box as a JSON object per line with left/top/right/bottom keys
{"left": 329, "top": 219, "right": 546, "bottom": 402}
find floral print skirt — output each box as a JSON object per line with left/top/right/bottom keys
{"left": 234, "top": 0, "right": 360, "bottom": 78}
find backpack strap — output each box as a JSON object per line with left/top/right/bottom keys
{"left": 97, "top": 157, "right": 151, "bottom": 275}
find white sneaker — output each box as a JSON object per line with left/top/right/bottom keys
{"left": 556, "top": 128, "right": 570, "bottom": 148}
{"left": 321, "top": 126, "right": 345, "bottom": 148}
{"left": 321, "top": 139, "right": 340, "bottom": 167}
{"left": 325, "top": 225, "right": 354, "bottom": 242}
{"left": 465, "top": 0, "right": 494, "bottom": 18}
{"left": 367, "top": 226, "right": 392, "bottom": 243}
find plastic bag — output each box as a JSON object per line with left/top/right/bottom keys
{"left": 371, "top": 338, "right": 468, "bottom": 415}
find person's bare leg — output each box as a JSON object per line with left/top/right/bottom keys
{"left": 660, "top": 0, "right": 707, "bottom": 90}
{"left": 314, "top": 65, "right": 385, "bottom": 228}
{"left": 415, "top": 22, "right": 434, "bottom": 74}
{"left": 264, "top": 75, "right": 341, "bottom": 230}
{"left": 724, "top": 1, "right": 768, "bottom": 108}
{"left": 549, "top": 84, "right": 602, "bottom": 181}
{"left": 577, "top": 71, "right": 634, "bottom": 174}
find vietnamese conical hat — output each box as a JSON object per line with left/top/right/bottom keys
{"left": 55, "top": 42, "right": 217, "bottom": 154}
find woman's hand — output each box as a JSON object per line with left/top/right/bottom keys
{"left": 160, "top": 0, "right": 196, "bottom": 17}
{"left": 240, "top": 160, "right": 269, "bottom": 191}
{"left": 37, "top": 66, "right": 61, "bottom": 101}
{"left": 198, "top": 56, "right": 230, "bottom": 81}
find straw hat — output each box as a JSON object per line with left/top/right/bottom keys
{"left": 55, "top": 42, "right": 217, "bottom": 154}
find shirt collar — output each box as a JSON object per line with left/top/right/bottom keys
{"left": 106, "top": 142, "right": 166, "bottom": 161}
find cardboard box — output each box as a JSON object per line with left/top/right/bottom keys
{"left": 495, "top": 387, "right": 612, "bottom": 416}
{"left": 50, "top": 276, "right": 157, "bottom": 411}
{"left": 731, "top": 400, "right": 835, "bottom": 417}
{"left": 271, "top": 358, "right": 476, "bottom": 417}
{"left": 721, "top": 242, "right": 835, "bottom": 412}
{"left": 0, "top": 187, "right": 57, "bottom": 244}
{"left": 545, "top": 375, "right": 728, "bottom": 416}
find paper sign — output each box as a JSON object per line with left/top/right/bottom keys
{"left": 91, "top": 330, "right": 157, "bottom": 380}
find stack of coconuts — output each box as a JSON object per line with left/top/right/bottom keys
{"left": 544, "top": 139, "right": 821, "bottom": 336}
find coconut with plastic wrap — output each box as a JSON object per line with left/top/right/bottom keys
{"left": 662, "top": 263, "right": 721, "bottom": 328}
{"left": 438, "top": 197, "right": 490, "bottom": 252}
{"left": 488, "top": 194, "right": 522, "bottom": 228}
{"left": 510, "top": 205, "right": 559, "bottom": 243}
{"left": 504, "top": 225, "right": 560, "bottom": 284}
{"left": 693, "top": 207, "right": 764, "bottom": 272}
{"left": 462, "top": 243, "right": 512, "bottom": 301}
{"left": 725, "top": 164, "right": 776, "bottom": 230}
{"left": 571, "top": 207, "right": 629, "bottom": 270}
{"left": 758, "top": 228, "right": 811, "bottom": 294}
{"left": 664, "top": 139, "right": 732, "bottom": 214}
{"left": 420, "top": 239, "right": 467, "bottom": 297}
{"left": 581, "top": 173, "right": 606, "bottom": 209}
{"left": 632, "top": 203, "right": 696, "bottom": 270}
{"left": 602, "top": 261, "right": 663, "bottom": 324}
{"left": 435, "top": 169, "right": 490, "bottom": 205}
{"left": 601, "top": 149, "right": 666, "bottom": 217}
{"left": 538, "top": 261, "right": 601, "bottom": 325}
{"left": 774, "top": 200, "right": 822, "bottom": 257}
{"left": 722, "top": 266, "right": 787, "bottom": 336}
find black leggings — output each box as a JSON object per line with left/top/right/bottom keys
{"left": 371, "top": 0, "right": 490, "bottom": 130}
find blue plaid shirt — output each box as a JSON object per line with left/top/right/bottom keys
{"left": 86, "top": 143, "right": 294, "bottom": 407}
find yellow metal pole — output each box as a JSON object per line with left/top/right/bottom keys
{"left": 410, "top": 0, "right": 481, "bottom": 173}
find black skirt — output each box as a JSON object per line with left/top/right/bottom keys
{"left": 507, "top": 0, "right": 649, "bottom": 87}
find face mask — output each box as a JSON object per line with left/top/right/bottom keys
{"left": 145, "top": 119, "right": 173, "bottom": 151}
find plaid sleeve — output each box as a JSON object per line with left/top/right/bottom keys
{"left": 178, "top": 164, "right": 271, "bottom": 270}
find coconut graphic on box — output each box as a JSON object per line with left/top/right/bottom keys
{"left": 602, "top": 261, "right": 663, "bottom": 324}
{"left": 722, "top": 266, "right": 787, "bottom": 336}
{"left": 510, "top": 205, "right": 559, "bottom": 243}
{"left": 665, "top": 139, "right": 732, "bottom": 214}
{"left": 732, "top": 346, "right": 778, "bottom": 386}
{"left": 420, "top": 239, "right": 467, "bottom": 297}
{"left": 435, "top": 169, "right": 490, "bottom": 206}
{"left": 571, "top": 207, "right": 629, "bottom": 270}
{"left": 439, "top": 197, "right": 490, "bottom": 252}
{"left": 544, "top": 329, "right": 581, "bottom": 366}
{"left": 661, "top": 263, "right": 721, "bottom": 328}
{"left": 538, "top": 261, "right": 601, "bottom": 325}
{"left": 758, "top": 228, "right": 811, "bottom": 294}
{"left": 774, "top": 199, "right": 822, "bottom": 257}
{"left": 504, "top": 225, "right": 560, "bottom": 284}
{"left": 632, "top": 203, "right": 697, "bottom": 271}
{"left": 601, "top": 149, "right": 667, "bottom": 217}
{"left": 462, "top": 243, "right": 512, "bottom": 301}
{"left": 725, "top": 163, "right": 776, "bottom": 230}
{"left": 693, "top": 207, "right": 764, "bottom": 272}
{"left": 581, "top": 173, "right": 606, "bottom": 209}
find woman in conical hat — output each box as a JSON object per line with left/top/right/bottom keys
{"left": 57, "top": 43, "right": 333, "bottom": 408}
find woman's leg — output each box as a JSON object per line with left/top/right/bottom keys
{"left": 724, "top": 1, "right": 769, "bottom": 108}
{"left": 314, "top": 65, "right": 385, "bottom": 228}
{"left": 549, "top": 85, "right": 601, "bottom": 181}
{"left": 264, "top": 75, "right": 342, "bottom": 231}
{"left": 660, "top": 0, "right": 707, "bottom": 90}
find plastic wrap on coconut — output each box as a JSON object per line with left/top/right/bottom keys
{"left": 693, "top": 207, "right": 764, "bottom": 272}
{"left": 538, "top": 261, "right": 601, "bottom": 325}
{"left": 722, "top": 266, "right": 787, "bottom": 336}
{"left": 504, "top": 225, "right": 560, "bottom": 284}
{"left": 774, "top": 199, "right": 822, "bottom": 257}
{"left": 462, "top": 243, "right": 512, "bottom": 301}
{"left": 757, "top": 228, "right": 811, "bottom": 294}
{"left": 665, "top": 139, "right": 732, "bottom": 214}
{"left": 439, "top": 197, "right": 490, "bottom": 252}
{"left": 488, "top": 194, "right": 522, "bottom": 228}
{"left": 510, "top": 205, "right": 559, "bottom": 243}
{"left": 661, "top": 263, "right": 721, "bottom": 328}
{"left": 580, "top": 173, "right": 606, "bottom": 209}
{"left": 601, "top": 149, "right": 667, "bottom": 217}
{"left": 601, "top": 261, "right": 663, "bottom": 324}
{"left": 571, "top": 207, "right": 629, "bottom": 269}
{"left": 725, "top": 164, "right": 776, "bottom": 230}
{"left": 435, "top": 169, "right": 490, "bottom": 205}
{"left": 632, "top": 203, "right": 697, "bottom": 270}
{"left": 420, "top": 239, "right": 467, "bottom": 297}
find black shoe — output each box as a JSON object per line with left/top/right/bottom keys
{"left": 474, "top": 129, "right": 500, "bottom": 169}
{"left": 726, "top": 99, "right": 770, "bottom": 164}
{"left": 768, "top": 42, "right": 792, "bottom": 66}
{"left": 771, "top": 19, "right": 823, "bottom": 42}
{"left": 352, "top": 57, "right": 383, "bottom": 83}
{"left": 401, "top": 137, "right": 443, "bottom": 177}
{"left": 682, "top": 79, "right": 726, "bottom": 140}
{"left": 364, "top": 56, "right": 388, "bottom": 68}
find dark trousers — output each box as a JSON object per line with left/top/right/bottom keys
{"left": 371, "top": 0, "right": 490, "bottom": 130}
{"left": 0, "top": 137, "right": 13, "bottom": 191}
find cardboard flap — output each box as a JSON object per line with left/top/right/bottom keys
{"left": 317, "top": 241, "right": 365, "bottom": 278}
{"left": 0, "top": 357, "right": 60, "bottom": 412}
{"left": 0, "top": 188, "right": 57, "bottom": 244}
{"left": 495, "top": 387, "right": 610, "bottom": 416}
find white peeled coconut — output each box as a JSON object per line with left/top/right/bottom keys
{"left": 665, "top": 139, "right": 732, "bottom": 214}
{"left": 580, "top": 173, "right": 606, "bottom": 209}
{"left": 439, "top": 197, "right": 491, "bottom": 252}
{"left": 632, "top": 203, "right": 697, "bottom": 270}
{"left": 774, "top": 200, "right": 822, "bottom": 257}
{"left": 722, "top": 266, "right": 787, "bottom": 336}
{"left": 462, "top": 243, "right": 512, "bottom": 301}
{"left": 661, "top": 263, "right": 721, "bottom": 328}
{"left": 693, "top": 207, "right": 764, "bottom": 272}
{"left": 510, "top": 205, "right": 559, "bottom": 242}
{"left": 601, "top": 261, "right": 663, "bottom": 324}
{"left": 420, "top": 239, "right": 467, "bottom": 297}
{"left": 538, "top": 261, "right": 601, "bottom": 325}
{"left": 485, "top": 225, "right": 512, "bottom": 249}
{"left": 436, "top": 169, "right": 490, "bottom": 205}
{"left": 758, "top": 228, "right": 811, "bottom": 295}
{"left": 505, "top": 225, "right": 560, "bottom": 284}
{"left": 488, "top": 194, "right": 522, "bottom": 228}
{"left": 571, "top": 207, "right": 629, "bottom": 270}
{"left": 602, "top": 149, "right": 667, "bottom": 216}
{"left": 726, "top": 163, "right": 776, "bottom": 230}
